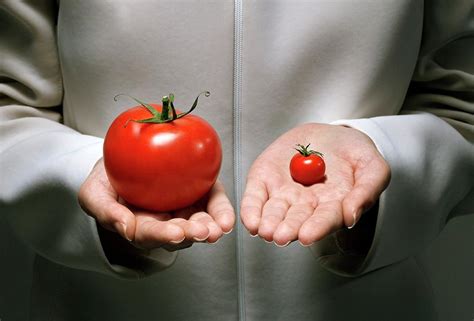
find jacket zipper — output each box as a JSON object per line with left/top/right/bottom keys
{"left": 233, "top": 1, "right": 246, "bottom": 321}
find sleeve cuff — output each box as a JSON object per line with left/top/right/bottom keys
{"left": 310, "top": 113, "right": 474, "bottom": 277}
{"left": 1, "top": 130, "right": 177, "bottom": 280}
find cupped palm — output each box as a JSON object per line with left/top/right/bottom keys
{"left": 240, "top": 123, "right": 391, "bottom": 246}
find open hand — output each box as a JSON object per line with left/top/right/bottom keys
{"left": 240, "top": 123, "right": 390, "bottom": 247}
{"left": 78, "top": 158, "right": 235, "bottom": 251}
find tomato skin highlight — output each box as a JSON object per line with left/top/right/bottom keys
{"left": 103, "top": 104, "right": 222, "bottom": 212}
{"left": 289, "top": 153, "right": 325, "bottom": 186}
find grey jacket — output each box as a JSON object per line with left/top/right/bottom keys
{"left": 0, "top": 1, "right": 473, "bottom": 320}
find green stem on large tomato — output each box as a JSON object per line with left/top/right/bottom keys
{"left": 117, "top": 91, "right": 210, "bottom": 126}
{"left": 160, "top": 96, "right": 170, "bottom": 121}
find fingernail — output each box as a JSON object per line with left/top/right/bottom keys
{"left": 348, "top": 209, "right": 362, "bottom": 229}
{"left": 263, "top": 238, "right": 272, "bottom": 244}
{"left": 207, "top": 237, "right": 220, "bottom": 244}
{"left": 170, "top": 236, "right": 186, "bottom": 244}
{"left": 250, "top": 232, "right": 258, "bottom": 237}
{"left": 114, "top": 222, "right": 132, "bottom": 242}
{"left": 298, "top": 240, "right": 313, "bottom": 247}
{"left": 274, "top": 240, "right": 291, "bottom": 248}
{"left": 223, "top": 228, "right": 234, "bottom": 235}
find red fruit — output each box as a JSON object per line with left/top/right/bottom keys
{"left": 103, "top": 92, "right": 222, "bottom": 212}
{"left": 289, "top": 143, "right": 325, "bottom": 186}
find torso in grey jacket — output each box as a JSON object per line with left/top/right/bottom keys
{"left": 1, "top": 1, "right": 473, "bottom": 320}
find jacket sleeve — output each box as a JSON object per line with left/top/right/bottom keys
{"left": 311, "top": 0, "right": 474, "bottom": 277}
{"left": 0, "top": 0, "right": 176, "bottom": 279}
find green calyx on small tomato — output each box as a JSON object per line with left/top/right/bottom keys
{"left": 113, "top": 91, "right": 211, "bottom": 127}
{"left": 294, "top": 143, "right": 324, "bottom": 158}
{"left": 290, "top": 143, "right": 325, "bottom": 186}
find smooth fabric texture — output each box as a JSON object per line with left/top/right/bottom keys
{"left": 0, "top": 1, "right": 473, "bottom": 320}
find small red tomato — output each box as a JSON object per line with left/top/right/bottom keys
{"left": 289, "top": 144, "right": 325, "bottom": 186}
{"left": 103, "top": 92, "right": 222, "bottom": 212}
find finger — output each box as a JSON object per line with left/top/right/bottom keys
{"left": 272, "top": 203, "right": 314, "bottom": 247}
{"left": 207, "top": 181, "right": 235, "bottom": 233}
{"left": 78, "top": 175, "right": 136, "bottom": 242}
{"left": 240, "top": 177, "right": 268, "bottom": 235}
{"left": 133, "top": 219, "right": 185, "bottom": 249}
{"left": 258, "top": 197, "right": 290, "bottom": 242}
{"left": 298, "top": 200, "right": 343, "bottom": 246}
{"left": 169, "top": 217, "right": 210, "bottom": 242}
{"left": 342, "top": 157, "right": 391, "bottom": 228}
{"left": 189, "top": 212, "right": 223, "bottom": 243}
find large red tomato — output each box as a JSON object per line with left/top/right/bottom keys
{"left": 103, "top": 92, "right": 222, "bottom": 212}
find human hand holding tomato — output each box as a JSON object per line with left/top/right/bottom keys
{"left": 79, "top": 158, "right": 235, "bottom": 250}
{"left": 240, "top": 123, "right": 391, "bottom": 247}
{"left": 79, "top": 92, "right": 234, "bottom": 250}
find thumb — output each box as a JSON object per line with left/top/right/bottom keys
{"left": 342, "top": 156, "right": 391, "bottom": 229}
{"left": 78, "top": 159, "right": 136, "bottom": 242}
